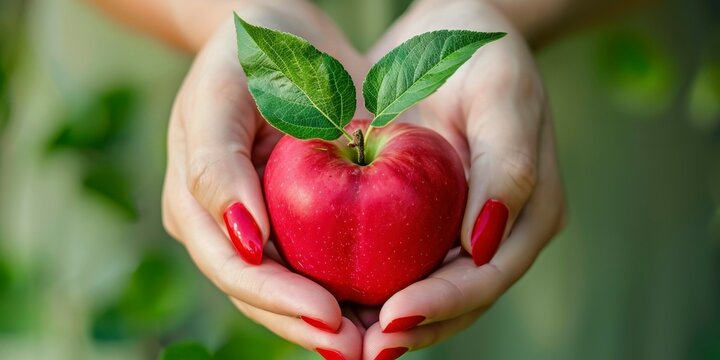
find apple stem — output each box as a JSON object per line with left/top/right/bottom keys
{"left": 348, "top": 129, "right": 366, "bottom": 165}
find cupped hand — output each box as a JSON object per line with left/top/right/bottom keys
{"left": 161, "top": 2, "right": 370, "bottom": 358}
{"left": 360, "top": 0, "right": 566, "bottom": 357}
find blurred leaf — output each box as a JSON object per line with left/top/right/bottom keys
{"left": 594, "top": 30, "right": 675, "bottom": 113}
{"left": 92, "top": 251, "right": 195, "bottom": 341}
{"left": 119, "top": 252, "right": 193, "bottom": 331}
{"left": 158, "top": 340, "right": 212, "bottom": 360}
{"left": 0, "top": 254, "right": 12, "bottom": 299}
{"left": 81, "top": 161, "right": 138, "bottom": 220}
{"left": 91, "top": 304, "right": 129, "bottom": 341}
{"left": 689, "top": 61, "right": 720, "bottom": 132}
{"left": 47, "top": 86, "right": 137, "bottom": 152}
{"left": 0, "top": 91, "right": 8, "bottom": 135}
{"left": 214, "top": 328, "right": 299, "bottom": 360}
{"left": 0, "top": 253, "right": 34, "bottom": 333}
{"left": 46, "top": 85, "right": 142, "bottom": 220}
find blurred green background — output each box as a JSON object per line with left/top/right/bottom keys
{"left": 1, "top": 0, "right": 719, "bottom": 359}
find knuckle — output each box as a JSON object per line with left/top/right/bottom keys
{"left": 487, "top": 50, "right": 541, "bottom": 95}
{"left": 217, "top": 255, "right": 246, "bottom": 295}
{"left": 197, "top": 70, "right": 248, "bottom": 108}
{"left": 186, "top": 155, "right": 219, "bottom": 202}
{"left": 501, "top": 152, "right": 537, "bottom": 196}
{"left": 217, "top": 255, "right": 270, "bottom": 304}
{"left": 480, "top": 263, "right": 507, "bottom": 302}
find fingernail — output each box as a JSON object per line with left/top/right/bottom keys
{"left": 471, "top": 199, "right": 509, "bottom": 266}
{"left": 301, "top": 316, "right": 338, "bottom": 333}
{"left": 383, "top": 315, "right": 425, "bottom": 333}
{"left": 316, "top": 348, "right": 345, "bottom": 360}
{"left": 374, "top": 347, "right": 409, "bottom": 360}
{"left": 223, "top": 202, "right": 263, "bottom": 265}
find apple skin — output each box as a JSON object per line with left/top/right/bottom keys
{"left": 263, "top": 120, "right": 468, "bottom": 305}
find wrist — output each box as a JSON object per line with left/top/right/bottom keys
{"left": 405, "top": 0, "right": 559, "bottom": 45}
{"left": 390, "top": 0, "right": 518, "bottom": 43}
{"left": 171, "top": 0, "right": 327, "bottom": 53}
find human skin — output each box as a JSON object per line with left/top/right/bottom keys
{"left": 155, "top": 2, "right": 372, "bottom": 358}
{"left": 84, "top": 0, "right": 655, "bottom": 358}
{"left": 358, "top": 0, "right": 566, "bottom": 357}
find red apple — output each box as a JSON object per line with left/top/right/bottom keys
{"left": 264, "top": 120, "right": 467, "bottom": 305}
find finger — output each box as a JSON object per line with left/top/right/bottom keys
{"left": 491, "top": 115, "right": 566, "bottom": 282}
{"left": 342, "top": 307, "right": 368, "bottom": 336}
{"left": 232, "top": 299, "right": 363, "bottom": 360}
{"left": 354, "top": 305, "right": 381, "bottom": 329}
{"left": 164, "top": 162, "right": 343, "bottom": 332}
{"left": 460, "top": 76, "right": 546, "bottom": 266}
{"left": 378, "top": 257, "right": 503, "bottom": 333}
{"left": 180, "top": 28, "right": 269, "bottom": 265}
{"left": 364, "top": 309, "right": 485, "bottom": 360}
{"left": 379, "top": 118, "right": 564, "bottom": 331}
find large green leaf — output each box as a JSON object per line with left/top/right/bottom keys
{"left": 234, "top": 14, "right": 356, "bottom": 140}
{"left": 363, "top": 30, "right": 505, "bottom": 127}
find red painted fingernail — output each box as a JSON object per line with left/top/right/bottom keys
{"left": 301, "top": 316, "right": 338, "bottom": 333}
{"left": 374, "top": 347, "right": 408, "bottom": 360}
{"left": 223, "top": 202, "right": 263, "bottom": 265}
{"left": 383, "top": 315, "right": 425, "bottom": 333}
{"left": 471, "top": 199, "right": 509, "bottom": 266}
{"left": 316, "top": 348, "right": 345, "bottom": 360}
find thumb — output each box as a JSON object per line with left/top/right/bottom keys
{"left": 180, "top": 49, "right": 270, "bottom": 265}
{"left": 460, "top": 106, "right": 540, "bottom": 266}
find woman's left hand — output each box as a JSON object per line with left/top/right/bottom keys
{"left": 358, "top": 0, "right": 566, "bottom": 358}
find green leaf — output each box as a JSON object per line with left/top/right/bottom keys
{"left": 363, "top": 30, "right": 505, "bottom": 127}
{"left": 214, "top": 328, "right": 298, "bottom": 360}
{"left": 234, "top": 14, "right": 356, "bottom": 140}
{"left": 158, "top": 341, "right": 212, "bottom": 360}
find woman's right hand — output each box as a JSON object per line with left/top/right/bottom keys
{"left": 161, "top": 3, "right": 369, "bottom": 358}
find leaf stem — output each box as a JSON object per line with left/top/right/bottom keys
{"left": 364, "top": 125, "right": 374, "bottom": 146}
{"left": 340, "top": 128, "right": 355, "bottom": 142}
{"left": 348, "top": 129, "right": 366, "bottom": 165}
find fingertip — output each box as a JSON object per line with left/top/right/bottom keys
{"left": 296, "top": 288, "right": 343, "bottom": 334}
{"left": 469, "top": 199, "right": 508, "bottom": 266}
{"left": 316, "top": 348, "right": 346, "bottom": 360}
{"left": 223, "top": 202, "right": 264, "bottom": 265}
{"left": 374, "top": 347, "right": 409, "bottom": 360}
{"left": 302, "top": 315, "right": 339, "bottom": 334}
{"left": 382, "top": 315, "right": 425, "bottom": 333}
{"left": 379, "top": 288, "right": 428, "bottom": 332}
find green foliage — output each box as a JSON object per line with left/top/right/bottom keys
{"left": 363, "top": 30, "right": 505, "bottom": 127}
{"left": 81, "top": 160, "right": 138, "bottom": 219}
{"left": 0, "top": 253, "right": 34, "bottom": 333}
{"left": 0, "top": 0, "right": 24, "bottom": 137}
{"left": 155, "top": 328, "right": 306, "bottom": 360}
{"left": 92, "top": 251, "right": 195, "bottom": 341}
{"left": 47, "top": 85, "right": 140, "bottom": 219}
{"left": 233, "top": 16, "right": 505, "bottom": 140}
{"left": 234, "top": 15, "right": 356, "bottom": 140}
{"left": 158, "top": 341, "right": 212, "bottom": 360}
{"left": 48, "top": 86, "right": 137, "bottom": 152}
{"left": 214, "top": 328, "right": 299, "bottom": 360}
{"left": 688, "top": 61, "right": 720, "bottom": 132}
{"left": 594, "top": 30, "right": 675, "bottom": 112}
